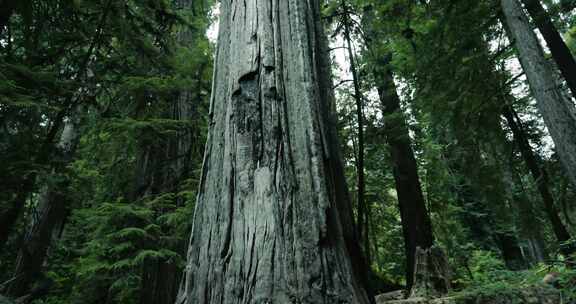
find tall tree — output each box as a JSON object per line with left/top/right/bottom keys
{"left": 501, "top": 0, "right": 576, "bottom": 190}
{"left": 521, "top": 0, "right": 576, "bottom": 99}
{"left": 340, "top": 0, "right": 369, "bottom": 263}
{"left": 501, "top": 104, "right": 574, "bottom": 257}
{"left": 359, "top": 2, "right": 451, "bottom": 293}
{"left": 5, "top": 114, "right": 80, "bottom": 297}
{"left": 373, "top": 57, "right": 436, "bottom": 292}
{"left": 175, "top": 0, "right": 370, "bottom": 303}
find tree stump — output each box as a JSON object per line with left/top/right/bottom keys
{"left": 409, "top": 246, "right": 452, "bottom": 298}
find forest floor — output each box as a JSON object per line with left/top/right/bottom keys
{"left": 376, "top": 285, "right": 563, "bottom": 304}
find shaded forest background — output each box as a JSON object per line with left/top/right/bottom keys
{"left": 1, "top": 0, "right": 576, "bottom": 303}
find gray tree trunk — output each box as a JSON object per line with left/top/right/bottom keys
{"left": 176, "top": 0, "right": 370, "bottom": 303}
{"left": 501, "top": 0, "right": 576, "bottom": 190}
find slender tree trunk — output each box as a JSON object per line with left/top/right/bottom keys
{"left": 340, "top": 0, "right": 368, "bottom": 263}
{"left": 175, "top": 0, "right": 370, "bottom": 303}
{"left": 501, "top": 0, "right": 576, "bottom": 190}
{"left": 501, "top": 105, "right": 574, "bottom": 256}
{"left": 521, "top": 0, "right": 576, "bottom": 99}
{"left": 5, "top": 119, "right": 79, "bottom": 297}
{"left": 374, "top": 62, "right": 435, "bottom": 291}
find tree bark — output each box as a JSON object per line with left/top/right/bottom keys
{"left": 374, "top": 61, "right": 436, "bottom": 291}
{"left": 175, "top": 0, "right": 370, "bottom": 303}
{"left": 501, "top": 105, "right": 574, "bottom": 257}
{"left": 501, "top": 0, "right": 576, "bottom": 190}
{"left": 409, "top": 247, "right": 451, "bottom": 298}
{"left": 521, "top": 0, "right": 576, "bottom": 99}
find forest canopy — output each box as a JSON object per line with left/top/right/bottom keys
{"left": 1, "top": 0, "right": 576, "bottom": 303}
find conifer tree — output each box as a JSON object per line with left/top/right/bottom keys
{"left": 176, "top": 0, "right": 370, "bottom": 302}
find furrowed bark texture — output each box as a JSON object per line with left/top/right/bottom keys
{"left": 409, "top": 247, "right": 451, "bottom": 299}
{"left": 176, "top": 0, "right": 370, "bottom": 303}
{"left": 501, "top": 0, "right": 576, "bottom": 190}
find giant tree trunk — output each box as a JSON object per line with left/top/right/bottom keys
{"left": 501, "top": 106, "right": 574, "bottom": 257}
{"left": 520, "top": 0, "right": 576, "bottom": 99}
{"left": 175, "top": 0, "right": 370, "bottom": 303}
{"left": 501, "top": 0, "right": 576, "bottom": 190}
{"left": 5, "top": 119, "right": 79, "bottom": 297}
